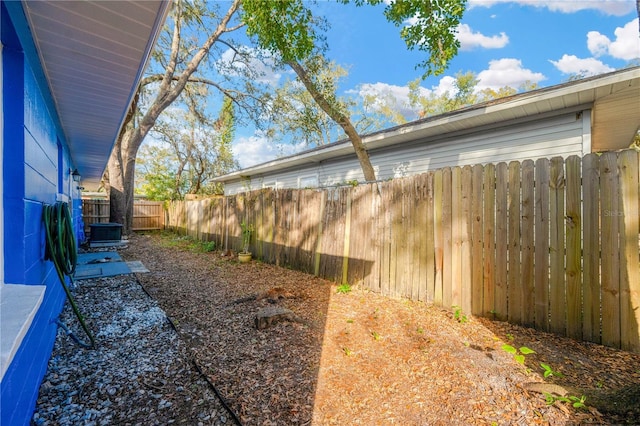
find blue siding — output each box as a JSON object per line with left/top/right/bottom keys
{"left": 1, "top": 3, "right": 77, "bottom": 425}
{"left": 0, "top": 282, "right": 64, "bottom": 426}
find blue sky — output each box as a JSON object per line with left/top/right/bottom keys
{"left": 230, "top": 0, "right": 640, "bottom": 168}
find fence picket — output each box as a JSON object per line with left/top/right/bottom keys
{"left": 534, "top": 158, "right": 550, "bottom": 331}
{"left": 433, "top": 170, "right": 444, "bottom": 305}
{"left": 482, "top": 164, "right": 496, "bottom": 316}
{"left": 565, "top": 156, "right": 583, "bottom": 340}
{"left": 549, "top": 157, "right": 566, "bottom": 335}
{"left": 442, "top": 168, "right": 453, "bottom": 308}
{"left": 451, "top": 167, "right": 463, "bottom": 308}
{"left": 619, "top": 150, "right": 640, "bottom": 352}
{"left": 164, "top": 150, "right": 640, "bottom": 354}
{"left": 494, "top": 163, "right": 508, "bottom": 321}
{"left": 471, "top": 164, "right": 484, "bottom": 316}
{"left": 508, "top": 161, "right": 522, "bottom": 324}
{"left": 582, "top": 154, "right": 601, "bottom": 343}
{"left": 521, "top": 160, "right": 535, "bottom": 327}
{"left": 600, "top": 152, "right": 621, "bottom": 348}
{"left": 461, "top": 166, "right": 473, "bottom": 315}
{"left": 425, "top": 173, "right": 436, "bottom": 303}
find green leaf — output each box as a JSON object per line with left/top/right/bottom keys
{"left": 501, "top": 344, "right": 516, "bottom": 354}
{"left": 519, "top": 346, "right": 536, "bottom": 355}
{"left": 514, "top": 354, "right": 525, "bottom": 365}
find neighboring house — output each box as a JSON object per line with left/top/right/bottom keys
{"left": 0, "top": 2, "right": 169, "bottom": 425}
{"left": 215, "top": 67, "right": 640, "bottom": 194}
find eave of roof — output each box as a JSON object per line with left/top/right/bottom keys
{"left": 215, "top": 66, "right": 640, "bottom": 183}
{"left": 13, "top": 0, "right": 171, "bottom": 190}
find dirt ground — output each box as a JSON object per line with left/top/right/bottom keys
{"left": 121, "top": 231, "right": 640, "bottom": 425}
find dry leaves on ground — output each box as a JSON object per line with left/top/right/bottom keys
{"left": 121, "top": 231, "right": 640, "bottom": 425}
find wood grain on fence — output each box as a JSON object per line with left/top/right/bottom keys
{"left": 165, "top": 149, "right": 640, "bottom": 354}
{"left": 82, "top": 199, "right": 164, "bottom": 233}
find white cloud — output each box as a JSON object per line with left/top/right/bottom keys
{"left": 432, "top": 76, "right": 458, "bottom": 96}
{"left": 468, "top": 0, "right": 635, "bottom": 16}
{"left": 457, "top": 24, "right": 509, "bottom": 50}
{"left": 353, "top": 82, "right": 419, "bottom": 118}
{"left": 232, "top": 135, "right": 306, "bottom": 169}
{"left": 587, "top": 19, "right": 640, "bottom": 60}
{"left": 549, "top": 54, "right": 615, "bottom": 75}
{"left": 476, "top": 58, "right": 546, "bottom": 91}
{"left": 218, "top": 47, "right": 283, "bottom": 86}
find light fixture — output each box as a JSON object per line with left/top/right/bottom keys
{"left": 71, "top": 169, "right": 81, "bottom": 183}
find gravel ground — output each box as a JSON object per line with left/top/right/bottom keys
{"left": 31, "top": 267, "right": 236, "bottom": 425}
{"left": 31, "top": 233, "right": 640, "bottom": 425}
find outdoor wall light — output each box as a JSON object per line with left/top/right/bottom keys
{"left": 71, "top": 169, "right": 81, "bottom": 182}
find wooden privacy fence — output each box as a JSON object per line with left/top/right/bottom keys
{"left": 166, "top": 150, "right": 640, "bottom": 353}
{"left": 82, "top": 199, "right": 165, "bottom": 232}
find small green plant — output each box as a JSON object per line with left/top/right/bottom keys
{"left": 506, "top": 333, "right": 515, "bottom": 341}
{"left": 342, "top": 347, "right": 353, "bottom": 356}
{"left": 416, "top": 326, "right": 424, "bottom": 334}
{"left": 370, "top": 331, "right": 381, "bottom": 341}
{"left": 346, "top": 319, "right": 354, "bottom": 324}
{"left": 540, "top": 362, "right": 563, "bottom": 378}
{"left": 452, "top": 305, "right": 468, "bottom": 323}
{"left": 336, "top": 283, "right": 352, "bottom": 294}
{"left": 201, "top": 240, "right": 215, "bottom": 252}
{"left": 240, "top": 220, "right": 254, "bottom": 253}
{"left": 502, "top": 344, "right": 536, "bottom": 365}
{"left": 544, "top": 393, "right": 587, "bottom": 409}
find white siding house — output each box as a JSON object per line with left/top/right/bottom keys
{"left": 216, "top": 67, "right": 640, "bottom": 195}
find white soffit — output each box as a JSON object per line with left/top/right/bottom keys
{"left": 22, "top": 0, "right": 170, "bottom": 190}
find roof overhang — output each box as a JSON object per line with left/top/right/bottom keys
{"left": 215, "top": 66, "right": 640, "bottom": 183}
{"left": 14, "top": 0, "right": 171, "bottom": 190}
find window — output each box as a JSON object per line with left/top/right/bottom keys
{"left": 298, "top": 174, "right": 318, "bottom": 189}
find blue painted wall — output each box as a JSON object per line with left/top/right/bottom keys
{"left": 1, "top": 2, "right": 80, "bottom": 424}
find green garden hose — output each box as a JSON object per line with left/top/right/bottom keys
{"left": 43, "top": 202, "right": 95, "bottom": 348}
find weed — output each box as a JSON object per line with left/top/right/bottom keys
{"left": 540, "top": 362, "right": 563, "bottom": 378}
{"left": 596, "top": 381, "right": 604, "bottom": 389}
{"left": 506, "top": 333, "right": 514, "bottom": 341}
{"left": 502, "top": 344, "right": 536, "bottom": 365}
{"left": 201, "top": 241, "right": 216, "bottom": 252}
{"left": 346, "top": 319, "right": 354, "bottom": 324}
{"left": 452, "top": 305, "right": 468, "bottom": 323}
{"left": 336, "top": 283, "right": 352, "bottom": 294}
{"left": 416, "top": 327, "right": 424, "bottom": 334}
{"left": 371, "top": 331, "right": 381, "bottom": 341}
{"left": 544, "top": 393, "right": 587, "bottom": 409}
{"left": 342, "top": 347, "right": 353, "bottom": 356}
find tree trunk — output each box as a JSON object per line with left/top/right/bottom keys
{"left": 286, "top": 60, "right": 377, "bottom": 182}
{"left": 108, "top": 126, "right": 140, "bottom": 233}
{"left": 106, "top": 0, "right": 242, "bottom": 232}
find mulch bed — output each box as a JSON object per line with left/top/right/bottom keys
{"left": 121, "top": 231, "right": 640, "bottom": 425}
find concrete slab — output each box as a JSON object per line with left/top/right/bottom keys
{"left": 74, "top": 251, "right": 148, "bottom": 279}
{"left": 77, "top": 252, "right": 122, "bottom": 264}
{"left": 126, "top": 261, "right": 149, "bottom": 273}
{"left": 74, "top": 261, "right": 132, "bottom": 280}
{"left": 89, "top": 241, "right": 128, "bottom": 249}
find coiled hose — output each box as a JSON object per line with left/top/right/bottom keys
{"left": 43, "top": 202, "right": 95, "bottom": 348}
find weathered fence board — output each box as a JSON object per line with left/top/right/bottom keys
{"left": 82, "top": 199, "right": 164, "bottom": 233}
{"left": 521, "top": 160, "right": 535, "bottom": 327}
{"left": 582, "top": 154, "right": 600, "bottom": 343}
{"left": 600, "top": 152, "right": 621, "bottom": 348}
{"left": 164, "top": 149, "right": 640, "bottom": 354}
{"left": 534, "top": 158, "right": 550, "bottom": 331}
